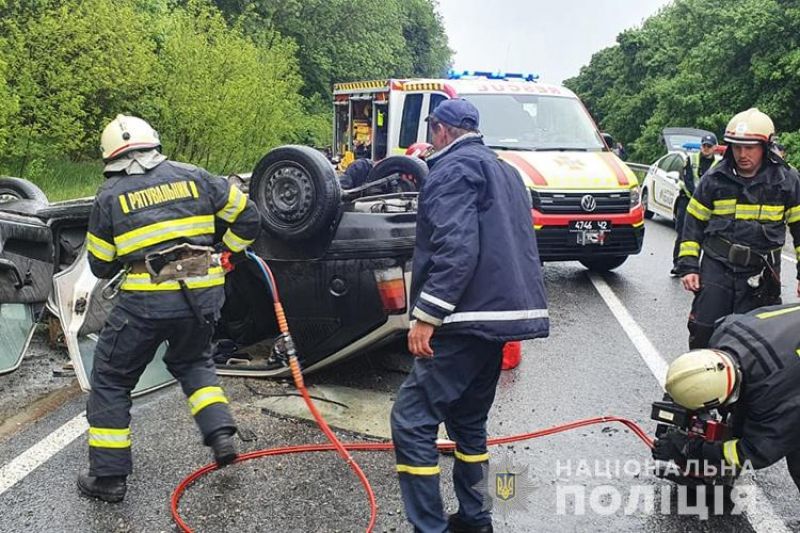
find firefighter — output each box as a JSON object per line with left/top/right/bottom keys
{"left": 670, "top": 134, "right": 718, "bottom": 276}
{"left": 675, "top": 108, "right": 800, "bottom": 349}
{"left": 390, "top": 99, "right": 549, "bottom": 533}
{"left": 653, "top": 303, "right": 800, "bottom": 492}
{"left": 77, "top": 115, "right": 260, "bottom": 503}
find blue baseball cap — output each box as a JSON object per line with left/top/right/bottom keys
{"left": 701, "top": 133, "right": 718, "bottom": 146}
{"left": 427, "top": 98, "right": 480, "bottom": 130}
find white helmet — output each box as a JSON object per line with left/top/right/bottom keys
{"left": 665, "top": 349, "right": 739, "bottom": 410}
{"left": 723, "top": 108, "right": 775, "bottom": 146}
{"left": 100, "top": 114, "right": 160, "bottom": 161}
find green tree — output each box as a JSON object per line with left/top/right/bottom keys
{"left": 211, "top": 0, "right": 451, "bottom": 99}
{"left": 154, "top": 1, "right": 308, "bottom": 173}
{"left": 565, "top": 0, "right": 800, "bottom": 166}
{"left": 0, "top": 42, "right": 19, "bottom": 154}
{"left": 1, "top": 0, "right": 158, "bottom": 174}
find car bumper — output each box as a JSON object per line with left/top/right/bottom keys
{"left": 535, "top": 223, "right": 645, "bottom": 261}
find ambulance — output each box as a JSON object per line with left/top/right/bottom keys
{"left": 332, "top": 72, "right": 645, "bottom": 271}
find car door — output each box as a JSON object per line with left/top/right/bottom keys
{"left": 45, "top": 207, "right": 175, "bottom": 396}
{"left": 660, "top": 154, "right": 686, "bottom": 220}
{"left": 0, "top": 202, "right": 54, "bottom": 374}
{"left": 652, "top": 154, "right": 681, "bottom": 216}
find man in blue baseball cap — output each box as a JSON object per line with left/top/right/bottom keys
{"left": 390, "top": 97, "right": 549, "bottom": 533}
{"left": 426, "top": 98, "right": 481, "bottom": 134}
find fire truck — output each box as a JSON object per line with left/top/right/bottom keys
{"left": 332, "top": 72, "right": 645, "bottom": 271}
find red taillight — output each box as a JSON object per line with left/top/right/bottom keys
{"left": 374, "top": 267, "right": 406, "bottom": 313}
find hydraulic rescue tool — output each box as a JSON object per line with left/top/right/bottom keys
{"left": 651, "top": 397, "right": 738, "bottom": 488}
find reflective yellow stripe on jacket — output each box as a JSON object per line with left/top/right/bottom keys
{"left": 216, "top": 186, "right": 247, "bottom": 223}
{"left": 86, "top": 232, "right": 116, "bottom": 262}
{"left": 734, "top": 204, "right": 785, "bottom": 222}
{"left": 679, "top": 241, "right": 700, "bottom": 258}
{"left": 686, "top": 198, "right": 711, "bottom": 221}
{"left": 723, "top": 439, "right": 741, "bottom": 467}
{"left": 88, "top": 427, "right": 131, "bottom": 449}
{"left": 120, "top": 267, "right": 225, "bottom": 292}
{"left": 187, "top": 386, "right": 229, "bottom": 416}
{"left": 756, "top": 304, "right": 800, "bottom": 320}
{"left": 222, "top": 228, "right": 255, "bottom": 253}
{"left": 786, "top": 205, "right": 800, "bottom": 224}
{"left": 114, "top": 215, "right": 215, "bottom": 256}
{"left": 711, "top": 199, "right": 736, "bottom": 216}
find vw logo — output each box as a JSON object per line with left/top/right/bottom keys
{"left": 580, "top": 194, "right": 597, "bottom": 212}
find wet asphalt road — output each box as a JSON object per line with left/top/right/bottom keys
{"left": 2, "top": 218, "right": 800, "bottom": 533}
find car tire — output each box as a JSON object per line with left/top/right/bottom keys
{"left": 365, "top": 155, "right": 428, "bottom": 192}
{"left": 0, "top": 177, "right": 48, "bottom": 204}
{"left": 251, "top": 145, "right": 341, "bottom": 241}
{"left": 642, "top": 188, "right": 654, "bottom": 219}
{"left": 579, "top": 255, "right": 628, "bottom": 272}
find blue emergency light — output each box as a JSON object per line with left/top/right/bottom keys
{"left": 682, "top": 142, "right": 701, "bottom": 151}
{"left": 448, "top": 69, "right": 538, "bottom": 82}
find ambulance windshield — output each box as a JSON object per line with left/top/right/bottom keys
{"left": 462, "top": 93, "right": 606, "bottom": 151}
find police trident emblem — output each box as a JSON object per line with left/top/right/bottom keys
{"left": 473, "top": 448, "right": 536, "bottom": 518}
{"left": 495, "top": 471, "right": 516, "bottom": 501}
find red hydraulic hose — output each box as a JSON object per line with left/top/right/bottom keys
{"left": 170, "top": 255, "right": 656, "bottom": 532}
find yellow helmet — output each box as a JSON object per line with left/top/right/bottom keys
{"left": 665, "top": 349, "right": 738, "bottom": 410}
{"left": 100, "top": 114, "right": 161, "bottom": 161}
{"left": 723, "top": 108, "right": 774, "bottom": 145}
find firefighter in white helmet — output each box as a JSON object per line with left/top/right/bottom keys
{"left": 653, "top": 303, "right": 800, "bottom": 492}
{"left": 78, "top": 114, "right": 260, "bottom": 502}
{"left": 674, "top": 108, "right": 800, "bottom": 349}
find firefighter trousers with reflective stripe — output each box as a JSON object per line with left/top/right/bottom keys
{"left": 672, "top": 194, "right": 689, "bottom": 266}
{"left": 87, "top": 305, "right": 236, "bottom": 477}
{"left": 688, "top": 256, "right": 780, "bottom": 350}
{"left": 390, "top": 334, "right": 503, "bottom": 533}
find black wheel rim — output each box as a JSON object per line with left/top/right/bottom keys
{"left": 263, "top": 163, "right": 315, "bottom": 225}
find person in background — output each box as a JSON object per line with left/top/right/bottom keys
{"left": 670, "top": 133, "right": 719, "bottom": 276}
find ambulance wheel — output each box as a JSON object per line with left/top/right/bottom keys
{"left": 366, "top": 155, "right": 428, "bottom": 192}
{"left": 251, "top": 145, "right": 341, "bottom": 241}
{"left": 579, "top": 255, "right": 628, "bottom": 272}
{"left": 0, "top": 177, "right": 48, "bottom": 204}
{"left": 642, "top": 187, "right": 654, "bottom": 219}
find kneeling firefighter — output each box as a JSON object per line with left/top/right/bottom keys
{"left": 77, "top": 115, "right": 260, "bottom": 502}
{"left": 675, "top": 108, "right": 800, "bottom": 349}
{"left": 653, "top": 303, "right": 800, "bottom": 492}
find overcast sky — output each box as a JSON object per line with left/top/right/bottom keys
{"left": 436, "top": 0, "right": 673, "bottom": 85}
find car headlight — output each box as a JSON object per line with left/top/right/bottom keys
{"left": 629, "top": 185, "right": 641, "bottom": 208}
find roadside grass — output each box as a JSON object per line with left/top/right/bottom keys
{"left": 0, "top": 159, "right": 103, "bottom": 201}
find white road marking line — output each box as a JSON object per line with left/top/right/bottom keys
{"left": 588, "top": 273, "right": 668, "bottom": 388}
{"left": 588, "top": 273, "right": 790, "bottom": 533}
{"left": 0, "top": 412, "right": 87, "bottom": 497}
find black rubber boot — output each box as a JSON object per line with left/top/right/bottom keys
{"left": 77, "top": 474, "right": 127, "bottom": 503}
{"left": 448, "top": 513, "right": 493, "bottom": 533}
{"left": 209, "top": 430, "right": 237, "bottom": 467}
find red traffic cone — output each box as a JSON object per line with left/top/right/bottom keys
{"left": 501, "top": 341, "right": 521, "bottom": 370}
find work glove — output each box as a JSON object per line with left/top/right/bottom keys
{"left": 682, "top": 438, "right": 729, "bottom": 477}
{"left": 652, "top": 431, "right": 688, "bottom": 462}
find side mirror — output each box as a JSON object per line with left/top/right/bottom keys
{"left": 601, "top": 132, "right": 614, "bottom": 148}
